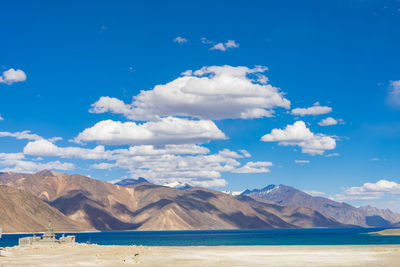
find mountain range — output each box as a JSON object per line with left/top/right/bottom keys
{"left": 241, "top": 184, "right": 400, "bottom": 227}
{"left": 0, "top": 170, "right": 349, "bottom": 233}
{"left": 0, "top": 171, "right": 399, "bottom": 233}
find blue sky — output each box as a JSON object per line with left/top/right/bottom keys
{"left": 1, "top": 0, "right": 400, "bottom": 210}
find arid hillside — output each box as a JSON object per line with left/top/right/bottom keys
{"left": 0, "top": 184, "right": 92, "bottom": 233}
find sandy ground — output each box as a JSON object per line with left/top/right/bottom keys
{"left": 1, "top": 244, "right": 400, "bottom": 266}
{"left": 371, "top": 228, "right": 400, "bottom": 236}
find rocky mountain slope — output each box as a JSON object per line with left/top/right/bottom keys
{"left": 242, "top": 184, "right": 400, "bottom": 227}
{"left": 0, "top": 171, "right": 349, "bottom": 231}
{"left": 0, "top": 184, "right": 91, "bottom": 233}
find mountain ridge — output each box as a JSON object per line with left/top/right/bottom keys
{"left": 0, "top": 171, "right": 351, "bottom": 232}
{"left": 241, "top": 184, "right": 400, "bottom": 227}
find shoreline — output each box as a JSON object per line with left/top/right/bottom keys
{"left": 2, "top": 226, "right": 387, "bottom": 235}
{"left": 1, "top": 230, "right": 101, "bottom": 235}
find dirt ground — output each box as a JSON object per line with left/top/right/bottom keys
{"left": 1, "top": 244, "right": 400, "bottom": 266}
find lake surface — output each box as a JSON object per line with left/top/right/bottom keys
{"left": 1, "top": 228, "right": 400, "bottom": 247}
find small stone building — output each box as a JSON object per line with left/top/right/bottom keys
{"left": 19, "top": 222, "right": 76, "bottom": 247}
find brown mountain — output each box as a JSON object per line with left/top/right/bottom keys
{"left": 242, "top": 184, "right": 400, "bottom": 227}
{"left": 0, "top": 171, "right": 349, "bottom": 231}
{"left": 0, "top": 184, "right": 91, "bottom": 233}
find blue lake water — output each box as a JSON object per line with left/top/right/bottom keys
{"left": 1, "top": 228, "right": 400, "bottom": 247}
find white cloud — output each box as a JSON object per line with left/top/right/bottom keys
{"left": 0, "top": 68, "right": 27, "bottom": 85}
{"left": 0, "top": 152, "right": 25, "bottom": 161}
{"left": 24, "top": 140, "right": 210, "bottom": 160}
{"left": 318, "top": 117, "right": 338, "bottom": 126}
{"left": 201, "top": 37, "right": 213, "bottom": 44}
{"left": 118, "top": 144, "right": 210, "bottom": 156}
{"left": 0, "top": 115, "right": 3, "bottom": 121}
{"left": 261, "top": 121, "right": 336, "bottom": 155}
{"left": 74, "top": 117, "right": 226, "bottom": 145}
{"left": 318, "top": 117, "right": 344, "bottom": 126}
{"left": 104, "top": 149, "right": 261, "bottom": 187}
{"left": 334, "top": 180, "right": 400, "bottom": 201}
{"left": 295, "top": 160, "right": 310, "bottom": 164}
{"left": 22, "top": 139, "right": 271, "bottom": 188}
{"left": 304, "top": 190, "right": 326, "bottom": 197}
{"left": 0, "top": 152, "right": 74, "bottom": 173}
{"left": 217, "top": 149, "right": 243, "bottom": 158}
{"left": 0, "top": 160, "right": 74, "bottom": 173}
{"left": 210, "top": 43, "right": 226, "bottom": 51}
{"left": 291, "top": 102, "right": 332, "bottom": 116}
{"left": 24, "top": 139, "right": 112, "bottom": 160}
{"left": 209, "top": 40, "right": 239, "bottom": 51}
{"left": 173, "top": 36, "right": 188, "bottom": 44}
{"left": 232, "top": 161, "right": 273, "bottom": 173}
{"left": 239, "top": 149, "right": 251, "bottom": 158}
{"left": 0, "top": 130, "right": 43, "bottom": 140}
{"left": 387, "top": 80, "right": 400, "bottom": 107}
{"left": 115, "top": 152, "right": 235, "bottom": 187}
{"left": 225, "top": 40, "right": 239, "bottom": 49}
{"left": 90, "top": 65, "right": 290, "bottom": 120}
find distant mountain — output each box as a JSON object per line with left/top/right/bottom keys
{"left": 0, "top": 185, "right": 91, "bottom": 233}
{"left": 0, "top": 171, "right": 350, "bottom": 231}
{"left": 115, "top": 177, "right": 149, "bottom": 186}
{"left": 236, "top": 195, "right": 350, "bottom": 228}
{"left": 242, "top": 184, "right": 400, "bottom": 227}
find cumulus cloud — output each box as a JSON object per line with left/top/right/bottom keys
{"left": 0, "top": 130, "right": 43, "bottom": 141}
{"left": 0, "top": 152, "right": 73, "bottom": 173}
{"left": 24, "top": 140, "right": 210, "bottom": 160}
{"left": 291, "top": 102, "right": 332, "bottom": 116}
{"left": 318, "top": 117, "right": 344, "bottom": 126}
{"left": 74, "top": 117, "right": 226, "bottom": 145}
{"left": 24, "top": 139, "right": 112, "bottom": 160}
{"left": 114, "top": 150, "right": 255, "bottom": 187}
{"left": 318, "top": 117, "right": 337, "bottom": 126}
{"left": 0, "top": 68, "right": 27, "bottom": 85}
{"left": 224, "top": 40, "right": 239, "bottom": 49}
{"left": 201, "top": 38, "right": 239, "bottom": 51}
{"left": 232, "top": 161, "right": 273, "bottom": 173}
{"left": 387, "top": 80, "right": 400, "bottom": 108}
{"left": 334, "top": 180, "right": 400, "bottom": 201}
{"left": 210, "top": 40, "right": 239, "bottom": 51}
{"left": 22, "top": 140, "right": 271, "bottom": 188}
{"left": 261, "top": 121, "right": 336, "bottom": 155}
{"left": 173, "top": 36, "right": 188, "bottom": 43}
{"left": 0, "top": 160, "right": 74, "bottom": 173}
{"left": 0, "top": 152, "right": 25, "bottom": 161}
{"left": 90, "top": 65, "right": 290, "bottom": 120}
{"left": 239, "top": 149, "right": 251, "bottom": 158}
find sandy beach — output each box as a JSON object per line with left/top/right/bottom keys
{"left": 1, "top": 244, "right": 400, "bottom": 266}
{"left": 371, "top": 228, "right": 400, "bottom": 236}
